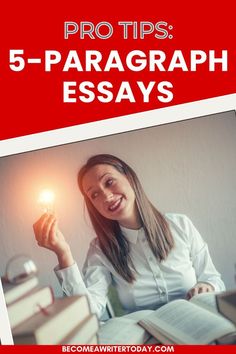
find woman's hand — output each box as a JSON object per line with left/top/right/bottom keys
{"left": 186, "top": 282, "right": 215, "bottom": 300}
{"left": 33, "top": 213, "right": 74, "bottom": 268}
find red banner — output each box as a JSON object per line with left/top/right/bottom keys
{"left": 0, "top": 346, "right": 236, "bottom": 353}
{"left": 1, "top": 1, "right": 236, "bottom": 140}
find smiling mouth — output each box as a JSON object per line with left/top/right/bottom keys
{"left": 108, "top": 197, "right": 123, "bottom": 212}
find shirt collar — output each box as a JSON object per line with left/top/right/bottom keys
{"left": 120, "top": 225, "right": 142, "bottom": 244}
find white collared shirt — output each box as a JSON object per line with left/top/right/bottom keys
{"left": 55, "top": 213, "right": 225, "bottom": 318}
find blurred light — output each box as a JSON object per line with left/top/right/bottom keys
{"left": 38, "top": 189, "right": 55, "bottom": 213}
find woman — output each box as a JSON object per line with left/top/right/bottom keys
{"left": 33, "top": 154, "right": 225, "bottom": 318}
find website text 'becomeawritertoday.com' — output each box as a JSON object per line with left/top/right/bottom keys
{"left": 62, "top": 345, "right": 175, "bottom": 352}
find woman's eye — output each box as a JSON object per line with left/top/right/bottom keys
{"left": 91, "top": 192, "right": 98, "bottom": 200}
{"left": 106, "top": 178, "right": 113, "bottom": 187}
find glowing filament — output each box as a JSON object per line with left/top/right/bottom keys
{"left": 38, "top": 189, "right": 55, "bottom": 212}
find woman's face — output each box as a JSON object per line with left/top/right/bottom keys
{"left": 82, "top": 164, "right": 140, "bottom": 229}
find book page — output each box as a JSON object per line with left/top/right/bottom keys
{"left": 98, "top": 315, "right": 152, "bottom": 344}
{"left": 190, "top": 292, "right": 219, "bottom": 314}
{"left": 139, "top": 299, "right": 236, "bottom": 344}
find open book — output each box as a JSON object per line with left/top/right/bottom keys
{"left": 98, "top": 310, "right": 154, "bottom": 344}
{"left": 138, "top": 292, "right": 236, "bottom": 344}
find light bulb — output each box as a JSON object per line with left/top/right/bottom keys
{"left": 38, "top": 189, "right": 55, "bottom": 213}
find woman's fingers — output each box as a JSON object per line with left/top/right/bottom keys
{"left": 48, "top": 219, "right": 58, "bottom": 247}
{"left": 186, "top": 282, "right": 214, "bottom": 300}
{"left": 41, "top": 214, "right": 56, "bottom": 241}
{"left": 33, "top": 213, "right": 48, "bottom": 239}
{"left": 33, "top": 213, "right": 56, "bottom": 246}
{"left": 198, "top": 285, "right": 205, "bottom": 294}
{"left": 186, "top": 287, "right": 197, "bottom": 300}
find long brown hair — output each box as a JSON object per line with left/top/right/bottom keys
{"left": 78, "top": 154, "right": 174, "bottom": 283}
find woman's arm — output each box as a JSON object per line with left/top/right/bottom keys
{"left": 33, "top": 213, "right": 112, "bottom": 318}
{"left": 185, "top": 216, "right": 225, "bottom": 298}
{"left": 54, "top": 249, "right": 112, "bottom": 318}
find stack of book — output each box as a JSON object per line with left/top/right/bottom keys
{"left": 1, "top": 276, "right": 99, "bottom": 344}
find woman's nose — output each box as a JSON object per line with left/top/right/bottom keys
{"left": 102, "top": 189, "right": 113, "bottom": 201}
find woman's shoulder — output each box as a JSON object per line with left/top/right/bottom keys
{"left": 165, "top": 212, "right": 191, "bottom": 223}
{"left": 84, "top": 237, "right": 105, "bottom": 265}
{"left": 88, "top": 237, "right": 108, "bottom": 257}
{"left": 164, "top": 213, "right": 194, "bottom": 233}
{"left": 89, "top": 237, "right": 101, "bottom": 251}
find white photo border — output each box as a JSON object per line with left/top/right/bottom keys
{"left": 0, "top": 93, "right": 235, "bottom": 344}
{"left": 0, "top": 280, "right": 13, "bottom": 344}
{"left": 0, "top": 94, "right": 235, "bottom": 158}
